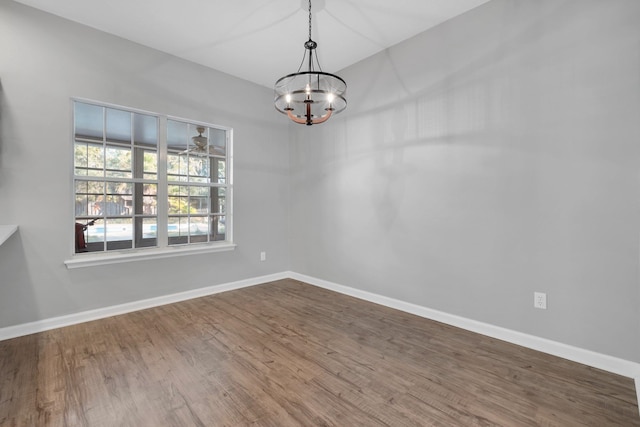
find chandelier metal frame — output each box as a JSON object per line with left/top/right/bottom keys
{"left": 274, "top": 0, "right": 347, "bottom": 126}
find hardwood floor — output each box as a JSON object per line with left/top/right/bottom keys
{"left": 1, "top": 279, "right": 638, "bottom": 426}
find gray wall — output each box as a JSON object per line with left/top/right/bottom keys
{"left": 2, "top": 0, "right": 639, "bottom": 365}
{"left": 290, "top": 0, "right": 640, "bottom": 362}
{"left": 0, "top": 0, "right": 290, "bottom": 327}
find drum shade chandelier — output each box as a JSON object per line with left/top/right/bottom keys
{"left": 274, "top": 0, "right": 347, "bottom": 126}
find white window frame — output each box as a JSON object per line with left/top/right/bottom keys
{"left": 65, "top": 99, "right": 235, "bottom": 269}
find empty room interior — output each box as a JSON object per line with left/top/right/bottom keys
{"left": 1, "top": 0, "right": 640, "bottom": 425}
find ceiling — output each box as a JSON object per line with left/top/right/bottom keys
{"left": 14, "top": 0, "right": 489, "bottom": 88}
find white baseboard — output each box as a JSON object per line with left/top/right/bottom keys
{"left": 2, "top": 270, "right": 639, "bottom": 384}
{"left": 288, "top": 272, "right": 640, "bottom": 381}
{"left": 0, "top": 272, "right": 288, "bottom": 342}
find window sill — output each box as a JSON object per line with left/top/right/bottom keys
{"left": 64, "top": 242, "right": 236, "bottom": 269}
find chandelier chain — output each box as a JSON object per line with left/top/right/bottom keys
{"left": 308, "top": 0, "right": 312, "bottom": 40}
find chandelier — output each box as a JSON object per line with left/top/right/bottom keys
{"left": 274, "top": 0, "right": 347, "bottom": 126}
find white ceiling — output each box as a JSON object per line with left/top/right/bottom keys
{"left": 14, "top": 0, "right": 489, "bottom": 88}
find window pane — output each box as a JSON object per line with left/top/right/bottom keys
{"left": 106, "top": 218, "right": 132, "bottom": 250}
{"left": 88, "top": 195, "right": 102, "bottom": 216}
{"left": 105, "top": 145, "right": 132, "bottom": 178}
{"left": 75, "top": 181, "right": 105, "bottom": 217}
{"left": 168, "top": 185, "right": 187, "bottom": 214}
{"left": 189, "top": 216, "right": 209, "bottom": 239}
{"left": 136, "top": 217, "right": 157, "bottom": 248}
{"left": 167, "top": 120, "right": 188, "bottom": 152}
{"left": 75, "top": 196, "right": 88, "bottom": 216}
{"left": 144, "top": 183, "right": 157, "bottom": 196}
{"left": 106, "top": 108, "right": 131, "bottom": 143}
{"left": 133, "top": 113, "right": 158, "bottom": 147}
{"left": 142, "top": 218, "right": 157, "bottom": 239}
{"left": 189, "top": 156, "right": 210, "bottom": 183}
{"left": 179, "top": 155, "right": 189, "bottom": 178}
{"left": 211, "top": 187, "right": 225, "bottom": 214}
{"left": 211, "top": 215, "right": 226, "bottom": 241}
{"left": 85, "top": 218, "right": 105, "bottom": 243}
{"left": 75, "top": 180, "right": 87, "bottom": 194}
{"left": 133, "top": 183, "right": 157, "bottom": 215}
{"left": 168, "top": 217, "right": 187, "bottom": 238}
{"left": 209, "top": 127, "right": 226, "bottom": 156}
{"left": 75, "top": 102, "right": 103, "bottom": 140}
{"left": 169, "top": 184, "right": 187, "bottom": 196}
{"left": 167, "top": 153, "right": 180, "bottom": 176}
{"left": 75, "top": 142, "right": 88, "bottom": 168}
{"left": 167, "top": 154, "right": 188, "bottom": 182}
{"left": 168, "top": 197, "right": 182, "bottom": 215}
{"left": 104, "top": 196, "right": 130, "bottom": 216}
{"left": 86, "top": 181, "right": 105, "bottom": 194}
{"left": 106, "top": 181, "right": 132, "bottom": 195}
{"left": 143, "top": 196, "right": 157, "bottom": 215}
{"left": 189, "top": 186, "right": 209, "bottom": 214}
{"left": 213, "top": 158, "right": 226, "bottom": 183}
{"left": 102, "top": 182, "right": 132, "bottom": 216}
{"left": 143, "top": 150, "right": 157, "bottom": 177}
{"left": 87, "top": 144, "right": 104, "bottom": 176}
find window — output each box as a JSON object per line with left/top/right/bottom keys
{"left": 73, "top": 100, "right": 232, "bottom": 259}
{"left": 166, "top": 119, "right": 228, "bottom": 245}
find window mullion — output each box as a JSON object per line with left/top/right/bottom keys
{"left": 225, "top": 128, "right": 233, "bottom": 243}
{"left": 101, "top": 106, "right": 108, "bottom": 252}
{"left": 157, "top": 115, "right": 169, "bottom": 248}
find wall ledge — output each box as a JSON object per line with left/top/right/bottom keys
{"left": 65, "top": 242, "right": 236, "bottom": 269}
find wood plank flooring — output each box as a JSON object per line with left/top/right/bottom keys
{"left": 1, "top": 279, "right": 638, "bottom": 426}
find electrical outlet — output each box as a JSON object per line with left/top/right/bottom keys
{"left": 260, "top": 251, "right": 266, "bottom": 262}
{"left": 534, "top": 292, "right": 547, "bottom": 309}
